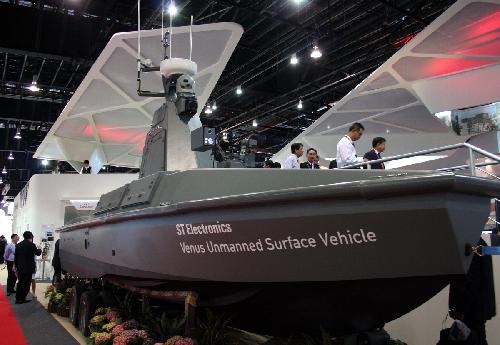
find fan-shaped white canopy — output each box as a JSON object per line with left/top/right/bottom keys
{"left": 34, "top": 22, "right": 243, "bottom": 169}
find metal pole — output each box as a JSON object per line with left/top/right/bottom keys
{"left": 169, "top": 0, "right": 173, "bottom": 59}
{"left": 469, "top": 147, "right": 476, "bottom": 176}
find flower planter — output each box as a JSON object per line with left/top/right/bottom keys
{"left": 47, "top": 301, "right": 58, "bottom": 313}
{"left": 57, "top": 305, "right": 70, "bottom": 318}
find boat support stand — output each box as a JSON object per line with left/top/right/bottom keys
{"left": 107, "top": 278, "right": 198, "bottom": 336}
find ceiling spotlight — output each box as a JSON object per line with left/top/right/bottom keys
{"left": 252, "top": 119, "right": 258, "bottom": 127}
{"left": 293, "top": 0, "right": 305, "bottom": 3}
{"left": 236, "top": 86, "right": 243, "bottom": 95}
{"left": 297, "top": 99, "right": 303, "bottom": 109}
{"left": 204, "top": 105, "right": 213, "bottom": 114}
{"left": 310, "top": 45, "right": 322, "bottom": 59}
{"left": 14, "top": 129, "right": 21, "bottom": 140}
{"left": 212, "top": 101, "right": 217, "bottom": 110}
{"left": 0, "top": 123, "right": 5, "bottom": 129}
{"left": 41, "top": 159, "right": 49, "bottom": 166}
{"left": 28, "top": 80, "right": 40, "bottom": 92}
{"left": 8, "top": 152, "right": 14, "bottom": 160}
{"left": 168, "top": 1, "right": 178, "bottom": 16}
{"left": 222, "top": 131, "right": 228, "bottom": 140}
{"left": 290, "top": 53, "right": 299, "bottom": 65}
{"left": 2, "top": 166, "right": 6, "bottom": 174}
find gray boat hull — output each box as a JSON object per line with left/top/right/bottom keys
{"left": 58, "top": 171, "right": 498, "bottom": 335}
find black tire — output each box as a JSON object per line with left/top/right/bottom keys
{"left": 99, "top": 288, "right": 118, "bottom": 308}
{"left": 78, "top": 290, "right": 98, "bottom": 336}
{"left": 69, "top": 284, "right": 85, "bottom": 326}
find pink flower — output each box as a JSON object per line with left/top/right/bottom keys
{"left": 112, "top": 336, "right": 127, "bottom": 345}
{"left": 111, "top": 324, "right": 125, "bottom": 337}
{"left": 105, "top": 311, "right": 121, "bottom": 323}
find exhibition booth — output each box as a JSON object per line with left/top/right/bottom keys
{"left": 11, "top": 173, "right": 138, "bottom": 279}
{"left": 1, "top": 0, "right": 499, "bottom": 344}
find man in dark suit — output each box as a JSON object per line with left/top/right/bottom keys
{"left": 363, "top": 137, "right": 386, "bottom": 169}
{"left": 81, "top": 159, "right": 92, "bottom": 174}
{"left": 449, "top": 237, "right": 496, "bottom": 345}
{"left": 14, "top": 231, "right": 41, "bottom": 304}
{"left": 52, "top": 239, "right": 63, "bottom": 284}
{"left": 300, "top": 148, "right": 321, "bottom": 169}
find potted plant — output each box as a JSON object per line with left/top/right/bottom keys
{"left": 45, "top": 285, "right": 58, "bottom": 313}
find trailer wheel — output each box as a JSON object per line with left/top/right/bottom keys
{"left": 99, "top": 288, "right": 118, "bottom": 308}
{"left": 78, "top": 290, "right": 98, "bottom": 336}
{"left": 69, "top": 285, "right": 85, "bottom": 326}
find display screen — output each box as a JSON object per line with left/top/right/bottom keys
{"left": 436, "top": 102, "right": 500, "bottom": 136}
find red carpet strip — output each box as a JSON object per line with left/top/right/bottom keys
{"left": 0, "top": 287, "right": 28, "bottom": 345}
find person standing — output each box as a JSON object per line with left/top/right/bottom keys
{"left": 80, "top": 160, "right": 92, "bottom": 174}
{"left": 363, "top": 137, "right": 386, "bottom": 170}
{"left": 0, "top": 235, "right": 6, "bottom": 264}
{"left": 31, "top": 254, "right": 38, "bottom": 299}
{"left": 300, "top": 148, "right": 320, "bottom": 169}
{"left": 336, "top": 123, "right": 365, "bottom": 168}
{"left": 282, "top": 143, "right": 303, "bottom": 169}
{"left": 14, "top": 231, "right": 41, "bottom": 304}
{"left": 4, "top": 234, "right": 19, "bottom": 296}
{"left": 449, "top": 237, "right": 496, "bottom": 345}
{"left": 52, "top": 239, "right": 62, "bottom": 285}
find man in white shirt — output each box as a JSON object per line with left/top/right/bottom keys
{"left": 282, "top": 143, "right": 304, "bottom": 169}
{"left": 336, "top": 122, "right": 365, "bottom": 168}
{"left": 4, "top": 234, "right": 19, "bottom": 296}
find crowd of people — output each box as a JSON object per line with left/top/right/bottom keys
{"left": 2, "top": 231, "right": 42, "bottom": 304}
{"left": 272, "top": 122, "right": 387, "bottom": 170}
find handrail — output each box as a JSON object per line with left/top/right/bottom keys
{"left": 437, "top": 161, "right": 500, "bottom": 173}
{"left": 340, "top": 143, "right": 500, "bottom": 176}
{"left": 476, "top": 167, "right": 500, "bottom": 181}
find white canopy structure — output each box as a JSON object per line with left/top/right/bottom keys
{"left": 34, "top": 22, "right": 243, "bottom": 171}
{"left": 274, "top": 0, "right": 500, "bottom": 167}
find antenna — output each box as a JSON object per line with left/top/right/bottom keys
{"left": 137, "top": 0, "right": 141, "bottom": 94}
{"left": 169, "top": 0, "right": 173, "bottom": 59}
{"left": 137, "top": 0, "right": 141, "bottom": 63}
{"left": 189, "top": 15, "right": 193, "bottom": 61}
{"left": 161, "top": 0, "right": 164, "bottom": 51}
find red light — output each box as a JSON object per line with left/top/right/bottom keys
{"left": 392, "top": 32, "right": 419, "bottom": 48}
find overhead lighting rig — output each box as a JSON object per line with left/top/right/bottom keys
{"left": 310, "top": 44, "right": 322, "bottom": 59}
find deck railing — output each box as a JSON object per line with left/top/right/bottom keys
{"left": 341, "top": 143, "right": 500, "bottom": 176}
